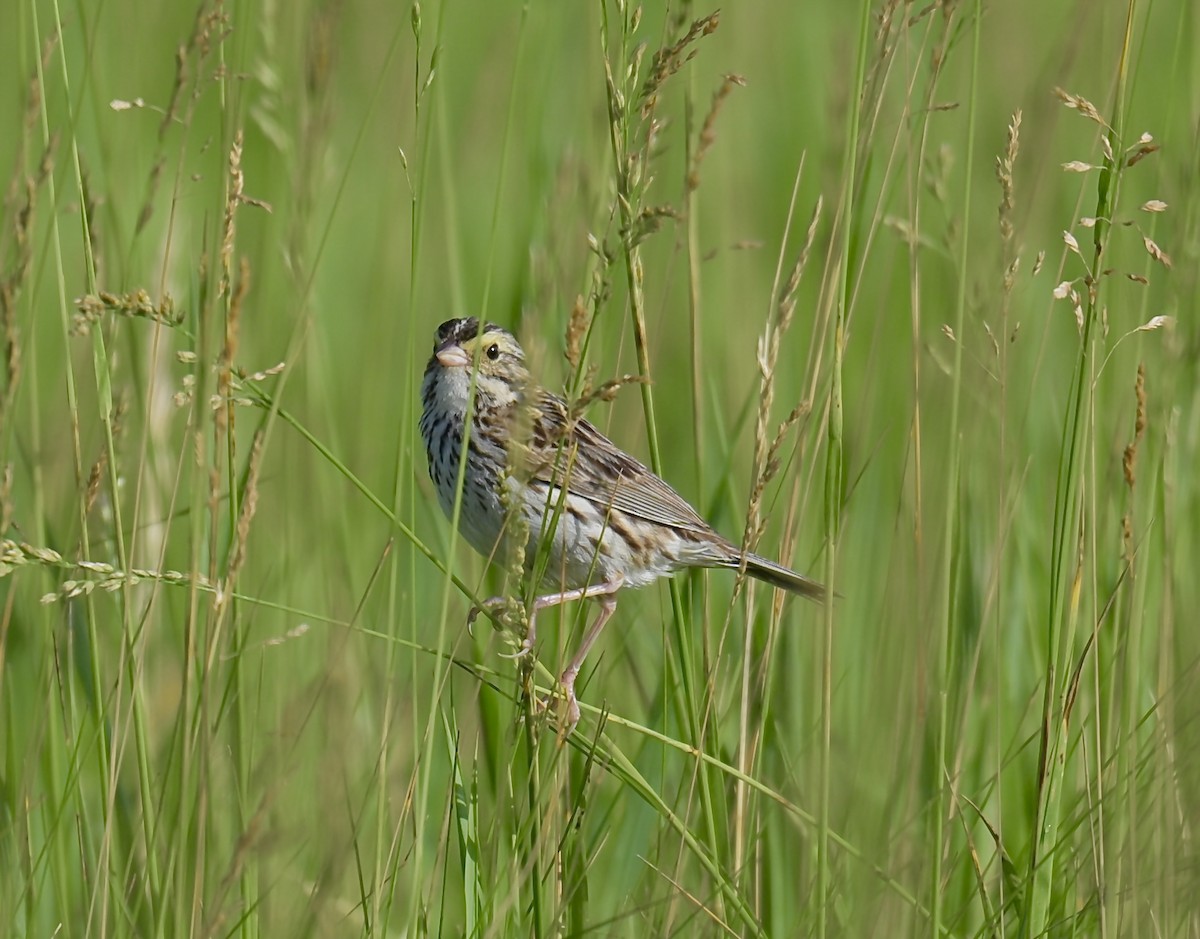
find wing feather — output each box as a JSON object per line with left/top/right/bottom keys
{"left": 523, "top": 390, "right": 714, "bottom": 534}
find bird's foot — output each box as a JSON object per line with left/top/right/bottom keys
{"left": 541, "top": 667, "right": 581, "bottom": 731}
{"left": 498, "top": 612, "right": 537, "bottom": 660}
{"left": 497, "top": 637, "right": 534, "bottom": 660}
{"left": 467, "top": 597, "right": 537, "bottom": 659}
{"left": 467, "top": 596, "right": 519, "bottom": 637}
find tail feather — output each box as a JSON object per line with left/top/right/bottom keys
{"left": 739, "top": 552, "right": 828, "bottom": 601}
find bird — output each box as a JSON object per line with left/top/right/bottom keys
{"left": 419, "top": 316, "right": 826, "bottom": 727}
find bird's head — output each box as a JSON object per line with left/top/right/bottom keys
{"left": 423, "top": 317, "right": 530, "bottom": 412}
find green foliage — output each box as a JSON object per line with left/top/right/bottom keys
{"left": 1, "top": 0, "right": 1196, "bottom": 936}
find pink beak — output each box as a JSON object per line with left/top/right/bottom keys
{"left": 435, "top": 341, "right": 472, "bottom": 368}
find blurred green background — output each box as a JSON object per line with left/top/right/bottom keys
{"left": 2, "top": 0, "right": 1197, "bottom": 936}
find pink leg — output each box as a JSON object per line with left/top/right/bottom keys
{"left": 558, "top": 591, "right": 620, "bottom": 728}
{"left": 469, "top": 576, "right": 625, "bottom": 662}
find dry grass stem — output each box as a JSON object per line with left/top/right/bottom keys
{"left": 221, "top": 132, "right": 245, "bottom": 296}
{"left": 742, "top": 196, "right": 822, "bottom": 557}
{"left": 1, "top": 99, "right": 55, "bottom": 431}
{"left": 568, "top": 374, "right": 650, "bottom": 423}
{"left": 215, "top": 256, "right": 250, "bottom": 443}
{"left": 83, "top": 400, "right": 127, "bottom": 518}
{"left": 1122, "top": 363, "right": 1146, "bottom": 489}
{"left": 995, "top": 110, "right": 1021, "bottom": 250}
{"left": 1125, "top": 136, "right": 1159, "bottom": 167}
{"left": 137, "top": 4, "right": 231, "bottom": 233}
{"left": 564, "top": 295, "right": 589, "bottom": 371}
{"left": 3, "top": 31, "right": 57, "bottom": 211}
{"left": 1141, "top": 236, "right": 1172, "bottom": 269}
{"left": 0, "top": 537, "right": 216, "bottom": 600}
{"left": 688, "top": 73, "right": 746, "bottom": 192}
{"left": 1053, "top": 86, "right": 1109, "bottom": 130}
{"left": 73, "top": 290, "right": 182, "bottom": 335}
{"left": 221, "top": 427, "right": 265, "bottom": 609}
{"left": 639, "top": 11, "right": 720, "bottom": 116}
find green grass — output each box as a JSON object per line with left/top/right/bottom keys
{"left": 2, "top": 0, "right": 1198, "bottom": 936}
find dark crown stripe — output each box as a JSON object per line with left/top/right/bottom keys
{"left": 434, "top": 317, "right": 510, "bottom": 348}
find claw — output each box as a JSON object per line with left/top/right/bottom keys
{"left": 466, "top": 596, "right": 538, "bottom": 658}
{"left": 501, "top": 608, "right": 538, "bottom": 660}
{"left": 498, "top": 639, "right": 534, "bottom": 661}
{"left": 465, "top": 597, "right": 505, "bottom": 638}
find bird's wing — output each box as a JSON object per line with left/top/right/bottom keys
{"left": 521, "top": 390, "right": 714, "bottom": 534}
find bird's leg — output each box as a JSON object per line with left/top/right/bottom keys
{"left": 478, "top": 575, "right": 625, "bottom": 661}
{"left": 555, "top": 589, "right": 620, "bottom": 729}
{"left": 501, "top": 575, "right": 625, "bottom": 660}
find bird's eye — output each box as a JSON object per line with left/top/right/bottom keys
{"left": 486, "top": 344, "right": 500, "bottom": 360}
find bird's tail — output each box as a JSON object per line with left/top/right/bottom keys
{"left": 739, "top": 552, "right": 827, "bottom": 601}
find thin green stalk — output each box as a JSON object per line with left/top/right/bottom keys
{"left": 416, "top": 0, "right": 535, "bottom": 933}
{"left": 683, "top": 71, "right": 705, "bottom": 513}
{"left": 819, "top": 1, "right": 872, "bottom": 933}
{"left": 12, "top": 6, "right": 76, "bottom": 932}
{"left": 520, "top": 692, "right": 545, "bottom": 936}
{"left": 932, "top": 3, "right": 982, "bottom": 934}
{"left": 207, "top": 67, "right": 262, "bottom": 939}
{"left": 1024, "top": 5, "right": 1137, "bottom": 935}
{"left": 379, "top": 0, "right": 442, "bottom": 928}
{"left": 597, "top": 2, "right": 728, "bottom": 919}
{"left": 32, "top": 0, "right": 141, "bottom": 930}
